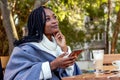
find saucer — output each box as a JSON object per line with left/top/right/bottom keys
{"left": 103, "top": 70, "right": 119, "bottom": 74}
{"left": 113, "top": 68, "right": 120, "bottom": 71}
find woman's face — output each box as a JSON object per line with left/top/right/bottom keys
{"left": 44, "top": 8, "right": 59, "bottom": 37}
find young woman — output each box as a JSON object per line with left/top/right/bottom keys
{"left": 4, "top": 6, "right": 82, "bottom": 80}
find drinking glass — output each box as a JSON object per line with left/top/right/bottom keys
{"left": 91, "top": 50, "right": 104, "bottom": 74}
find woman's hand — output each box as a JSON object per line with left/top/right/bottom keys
{"left": 54, "top": 31, "right": 68, "bottom": 52}
{"left": 50, "top": 53, "right": 77, "bottom": 70}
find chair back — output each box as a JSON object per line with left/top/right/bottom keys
{"left": 0, "top": 56, "right": 9, "bottom": 70}
{"left": 103, "top": 54, "right": 120, "bottom": 65}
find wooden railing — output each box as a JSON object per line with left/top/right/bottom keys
{"left": 103, "top": 54, "right": 120, "bottom": 65}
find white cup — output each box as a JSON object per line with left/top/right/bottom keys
{"left": 90, "top": 50, "right": 104, "bottom": 73}
{"left": 112, "top": 60, "right": 120, "bottom": 70}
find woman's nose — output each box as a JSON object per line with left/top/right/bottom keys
{"left": 51, "top": 18, "right": 58, "bottom": 23}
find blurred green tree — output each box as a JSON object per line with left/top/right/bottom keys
{"left": 0, "top": 0, "right": 120, "bottom": 56}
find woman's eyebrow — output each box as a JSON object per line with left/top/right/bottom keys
{"left": 46, "top": 13, "right": 55, "bottom": 17}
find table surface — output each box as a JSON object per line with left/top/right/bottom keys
{"left": 64, "top": 54, "right": 120, "bottom": 80}
{"left": 62, "top": 65, "right": 120, "bottom": 80}
{"left": 62, "top": 73, "right": 120, "bottom": 80}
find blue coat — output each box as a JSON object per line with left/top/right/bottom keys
{"left": 4, "top": 43, "right": 82, "bottom": 80}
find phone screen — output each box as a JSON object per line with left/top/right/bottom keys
{"left": 69, "top": 49, "right": 83, "bottom": 57}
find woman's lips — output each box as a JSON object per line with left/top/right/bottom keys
{"left": 52, "top": 25, "right": 59, "bottom": 34}
{"left": 52, "top": 25, "right": 58, "bottom": 28}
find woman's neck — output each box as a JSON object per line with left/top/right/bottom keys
{"left": 45, "top": 34, "right": 52, "bottom": 41}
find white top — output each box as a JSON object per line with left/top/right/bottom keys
{"left": 30, "top": 34, "right": 74, "bottom": 80}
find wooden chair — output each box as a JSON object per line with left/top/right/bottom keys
{"left": 0, "top": 56, "right": 9, "bottom": 70}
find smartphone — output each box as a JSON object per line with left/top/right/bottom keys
{"left": 69, "top": 49, "right": 83, "bottom": 57}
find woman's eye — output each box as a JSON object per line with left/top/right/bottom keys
{"left": 53, "top": 16, "right": 57, "bottom": 19}
{"left": 46, "top": 16, "right": 57, "bottom": 22}
{"left": 46, "top": 18, "right": 50, "bottom": 21}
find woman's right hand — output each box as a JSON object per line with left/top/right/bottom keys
{"left": 50, "top": 53, "right": 76, "bottom": 70}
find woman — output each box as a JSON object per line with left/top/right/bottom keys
{"left": 4, "top": 6, "right": 82, "bottom": 80}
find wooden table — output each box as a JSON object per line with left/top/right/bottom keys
{"left": 62, "top": 73, "right": 120, "bottom": 80}
{"left": 62, "top": 65, "right": 120, "bottom": 80}
{"left": 63, "top": 54, "right": 120, "bottom": 80}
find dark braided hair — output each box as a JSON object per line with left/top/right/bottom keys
{"left": 14, "top": 6, "right": 49, "bottom": 46}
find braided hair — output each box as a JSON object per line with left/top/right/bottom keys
{"left": 14, "top": 6, "right": 48, "bottom": 46}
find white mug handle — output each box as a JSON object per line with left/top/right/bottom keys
{"left": 112, "top": 61, "right": 117, "bottom": 66}
{"left": 90, "top": 51, "right": 94, "bottom": 61}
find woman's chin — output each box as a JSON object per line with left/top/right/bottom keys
{"left": 54, "top": 29, "right": 59, "bottom": 33}
{"left": 52, "top": 31, "right": 58, "bottom": 35}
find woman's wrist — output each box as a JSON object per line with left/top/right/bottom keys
{"left": 50, "top": 61, "right": 58, "bottom": 71}
{"left": 61, "top": 45, "right": 68, "bottom": 52}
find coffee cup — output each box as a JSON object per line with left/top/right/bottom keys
{"left": 90, "top": 50, "right": 104, "bottom": 73}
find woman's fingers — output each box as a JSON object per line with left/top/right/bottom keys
{"left": 51, "top": 53, "right": 76, "bottom": 70}
{"left": 54, "top": 31, "right": 65, "bottom": 40}
{"left": 58, "top": 57, "right": 76, "bottom": 68}
{"left": 63, "top": 58, "right": 76, "bottom": 65}
{"left": 59, "top": 53, "right": 68, "bottom": 57}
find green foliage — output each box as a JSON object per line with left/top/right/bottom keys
{"left": 59, "top": 18, "right": 85, "bottom": 49}
{"left": 0, "top": 0, "right": 35, "bottom": 55}
{"left": 116, "top": 40, "right": 120, "bottom": 53}
{"left": 114, "top": 1, "right": 120, "bottom": 13}
{"left": 9, "top": 0, "right": 34, "bottom": 39}
{"left": 0, "top": 23, "right": 9, "bottom": 56}
{"left": 46, "top": 0, "right": 120, "bottom": 52}
{"left": 1, "top": 0, "right": 120, "bottom": 55}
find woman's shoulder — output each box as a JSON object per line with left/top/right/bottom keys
{"left": 13, "top": 43, "right": 37, "bottom": 52}
{"left": 16, "top": 43, "right": 31, "bottom": 48}
{"left": 11, "top": 43, "right": 40, "bottom": 57}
